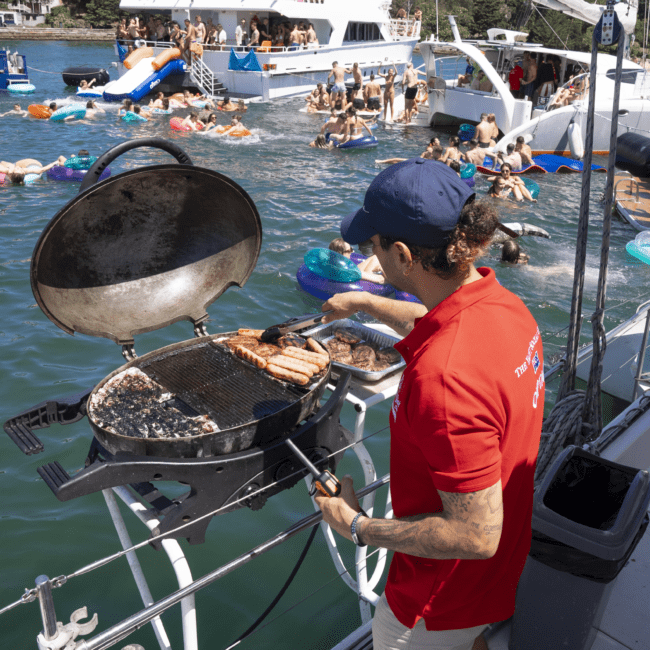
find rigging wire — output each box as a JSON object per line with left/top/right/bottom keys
{"left": 0, "top": 423, "right": 391, "bottom": 615}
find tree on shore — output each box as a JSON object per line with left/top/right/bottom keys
{"left": 85, "top": 0, "right": 121, "bottom": 28}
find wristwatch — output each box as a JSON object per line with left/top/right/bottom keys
{"left": 350, "top": 511, "right": 368, "bottom": 547}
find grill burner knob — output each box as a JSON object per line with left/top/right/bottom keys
{"left": 242, "top": 483, "right": 267, "bottom": 511}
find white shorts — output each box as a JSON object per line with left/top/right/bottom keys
{"left": 372, "top": 593, "right": 489, "bottom": 650}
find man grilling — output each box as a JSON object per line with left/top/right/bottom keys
{"left": 315, "top": 160, "right": 543, "bottom": 650}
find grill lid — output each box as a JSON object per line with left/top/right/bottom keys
{"left": 31, "top": 149, "right": 262, "bottom": 345}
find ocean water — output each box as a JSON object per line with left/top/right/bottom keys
{"left": 1, "top": 40, "right": 649, "bottom": 650}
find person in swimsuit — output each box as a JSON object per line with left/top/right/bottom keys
{"left": 487, "top": 164, "right": 536, "bottom": 202}
{"left": 515, "top": 136, "right": 534, "bottom": 166}
{"left": 323, "top": 112, "right": 350, "bottom": 143}
{"left": 79, "top": 78, "right": 96, "bottom": 90}
{"left": 474, "top": 113, "right": 492, "bottom": 148}
{"left": 341, "top": 106, "right": 374, "bottom": 144}
{"left": 1, "top": 104, "right": 28, "bottom": 117}
{"left": 203, "top": 113, "right": 221, "bottom": 131}
{"left": 84, "top": 101, "right": 105, "bottom": 118}
{"left": 149, "top": 92, "right": 166, "bottom": 109}
{"left": 402, "top": 62, "right": 425, "bottom": 124}
{"left": 328, "top": 61, "right": 350, "bottom": 107}
{"left": 0, "top": 156, "right": 67, "bottom": 184}
{"left": 222, "top": 115, "right": 248, "bottom": 136}
{"left": 118, "top": 99, "right": 133, "bottom": 117}
{"left": 181, "top": 111, "right": 201, "bottom": 131}
{"left": 440, "top": 135, "right": 462, "bottom": 165}
{"left": 463, "top": 139, "right": 489, "bottom": 167}
{"left": 217, "top": 96, "right": 236, "bottom": 111}
{"left": 194, "top": 15, "right": 206, "bottom": 44}
{"left": 183, "top": 19, "right": 197, "bottom": 65}
{"left": 364, "top": 73, "right": 382, "bottom": 112}
{"left": 378, "top": 63, "right": 398, "bottom": 122}
{"left": 488, "top": 176, "right": 512, "bottom": 199}
{"left": 500, "top": 240, "right": 529, "bottom": 265}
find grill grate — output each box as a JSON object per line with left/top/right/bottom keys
{"left": 139, "top": 341, "right": 306, "bottom": 430}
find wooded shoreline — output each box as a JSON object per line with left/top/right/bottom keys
{"left": 0, "top": 27, "right": 115, "bottom": 41}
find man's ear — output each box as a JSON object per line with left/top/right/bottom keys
{"left": 393, "top": 241, "right": 414, "bottom": 268}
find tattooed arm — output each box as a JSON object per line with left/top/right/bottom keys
{"left": 321, "top": 292, "right": 426, "bottom": 337}
{"left": 316, "top": 477, "right": 503, "bottom": 560}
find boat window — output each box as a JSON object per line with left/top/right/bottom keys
{"left": 344, "top": 22, "right": 382, "bottom": 43}
{"left": 606, "top": 69, "right": 641, "bottom": 85}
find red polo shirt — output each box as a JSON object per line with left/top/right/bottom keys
{"left": 509, "top": 65, "right": 524, "bottom": 91}
{"left": 385, "top": 267, "right": 544, "bottom": 630}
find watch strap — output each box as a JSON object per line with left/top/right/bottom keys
{"left": 351, "top": 511, "right": 367, "bottom": 547}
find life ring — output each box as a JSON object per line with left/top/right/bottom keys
{"left": 150, "top": 107, "right": 173, "bottom": 115}
{"left": 122, "top": 111, "right": 148, "bottom": 122}
{"left": 28, "top": 104, "right": 51, "bottom": 119}
{"left": 77, "top": 86, "right": 104, "bottom": 98}
{"left": 123, "top": 47, "right": 154, "bottom": 70}
{"left": 50, "top": 104, "right": 87, "bottom": 122}
{"left": 47, "top": 166, "right": 112, "bottom": 182}
{"left": 296, "top": 264, "right": 393, "bottom": 301}
{"left": 334, "top": 136, "right": 379, "bottom": 150}
{"left": 522, "top": 177, "right": 540, "bottom": 199}
{"left": 152, "top": 48, "right": 181, "bottom": 71}
{"left": 65, "top": 155, "right": 97, "bottom": 170}
{"left": 460, "top": 162, "right": 476, "bottom": 178}
{"left": 170, "top": 117, "right": 204, "bottom": 131}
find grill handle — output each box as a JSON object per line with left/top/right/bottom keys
{"left": 3, "top": 386, "right": 94, "bottom": 455}
{"left": 79, "top": 138, "right": 193, "bottom": 193}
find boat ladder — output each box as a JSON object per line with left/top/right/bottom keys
{"left": 190, "top": 53, "right": 225, "bottom": 99}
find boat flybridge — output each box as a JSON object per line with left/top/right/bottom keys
{"left": 418, "top": 3, "right": 648, "bottom": 157}
{"left": 115, "top": 0, "right": 420, "bottom": 101}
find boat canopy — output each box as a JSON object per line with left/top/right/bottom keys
{"left": 532, "top": 0, "right": 638, "bottom": 35}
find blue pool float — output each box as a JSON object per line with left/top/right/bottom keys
{"left": 305, "top": 248, "right": 361, "bottom": 282}
{"left": 122, "top": 111, "right": 148, "bottom": 122}
{"left": 64, "top": 155, "right": 97, "bottom": 170}
{"left": 50, "top": 104, "right": 87, "bottom": 121}
{"left": 522, "top": 177, "right": 540, "bottom": 199}
{"left": 626, "top": 232, "right": 650, "bottom": 265}
{"left": 47, "top": 166, "right": 111, "bottom": 183}
{"left": 297, "top": 263, "right": 393, "bottom": 301}
{"left": 458, "top": 123, "right": 476, "bottom": 141}
{"left": 151, "top": 107, "right": 173, "bottom": 115}
{"left": 335, "top": 135, "right": 379, "bottom": 150}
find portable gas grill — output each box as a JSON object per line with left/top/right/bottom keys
{"left": 4, "top": 139, "right": 352, "bottom": 545}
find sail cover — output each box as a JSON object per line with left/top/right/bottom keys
{"left": 532, "top": 0, "right": 638, "bottom": 35}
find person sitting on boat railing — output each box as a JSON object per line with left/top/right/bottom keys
{"left": 457, "top": 57, "right": 475, "bottom": 87}
{"left": 1, "top": 104, "right": 28, "bottom": 117}
{"left": 515, "top": 136, "right": 534, "bottom": 166}
{"left": 463, "top": 139, "right": 489, "bottom": 167}
{"left": 378, "top": 63, "right": 398, "bottom": 122}
{"left": 316, "top": 159, "right": 544, "bottom": 650}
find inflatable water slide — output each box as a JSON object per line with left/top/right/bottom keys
{"left": 103, "top": 47, "right": 187, "bottom": 103}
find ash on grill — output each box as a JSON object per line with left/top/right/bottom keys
{"left": 89, "top": 368, "right": 219, "bottom": 439}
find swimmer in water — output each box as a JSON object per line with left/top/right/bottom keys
{"left": 236, "top": 99, "right": 247, "bottom": 113}
{"left": 202, "top": 112, "right": 220, "bottom": 131}
{"left": 79, "top": 78, "right": 97, "bottom": 90}
{"left": 0, "top": 156, "right": 67, "bottom": 184}
{"left": 309, "top": 133, "right": 333, "bottom": 149}
{"left": 487, "top": 163, "right": 536, "bottom": 202}
{"left": 148, "top": 92, "right": 166, "bottom": 109}
{"left": 328, "top": 237, "right": 386, "bottom": 284}
{"left": 181, "top": 111, "right": 201, "bottom": 131}
{"left": 488, "top": 176, "right": 512, "bottom": 199}
{"left": 222, "top": 114, "right": 248, "bottom": 135}
{"left": 1, "top": 104, "right": 28, "bottom": 117}
{"left": 340, "top": 106, "right": 373, "bottom": 144}
{"left": 217, "top": 96, "right": 236, "bottom": 111}
{"left": 500, "top": 240, "right": 529, "bottom": 265}
{"left": 440, "top": 135, "right": 462, "bottom": 165}
{"left": 132, "top": 104, "right": 150, "bottom": 119}
{"left": 84, "top": 100, "right": 106, "bottom": 118}
{"left": 118, "top": 99, "right": 133, "bottom": 116}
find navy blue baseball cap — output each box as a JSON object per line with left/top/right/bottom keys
{"left": 340, "top": 159, "right": 475, "bottom": 248}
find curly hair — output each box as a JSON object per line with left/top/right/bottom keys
{"left": 379, "top": 200, "right": 499, "bottom": 280}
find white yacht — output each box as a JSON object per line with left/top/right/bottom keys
{"left": 417, "top": 0, "right": 647, "bottom": 157}
{"left": 115, "top": 0, "right": 420, "bottom": 101}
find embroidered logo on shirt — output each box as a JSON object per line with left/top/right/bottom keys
{"left": 532, "top": 351, "right": 540, "bottom": 373}
{"left": 391, "top": 375, "right": 405, "bottom": 421}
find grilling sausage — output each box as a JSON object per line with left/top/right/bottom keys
{"left": 266, "top": 364, "right": 310, "bottom": 385}
{"left": 233, "top": 345, "right": 267, "bottom": 369}
{"left": 238, "top": 329, "right": 264, "bottom": 339}
{"left": 282, "top": 347, "right": 329, "bottom": 369}
{"left": 268, "top": 355, "right": 318, "bottom": 377}
{"left": 306, "top": 338, "right": 327, "bottom": 356}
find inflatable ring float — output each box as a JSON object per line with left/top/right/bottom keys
{"left": 627, "top": 231, "right": 650, "bottom": 265}
{"left": 150, "top": 107, "right": 173, "bottom": 115}
{"left": 47, "top": 166, "right": 112, "bottom": 183}
{"left": 297, "top": 264, "right": 393, "bottom": 301}
{"left": 122, "top": 111, "right": 148, "bottom": 123}
{"left": 28, "top": 104, "right": 51, "bottom": 119}
{"left": 65, "top": 155, "right": 97, "bottom": 170}
{"left": 170, "top": 117, "right": 204, "bottom": 131}
{"left": 334, "top": 135, "right": 379, "bottom": 150}
{"left": 458, "top": 123, "right": 476, "bottom": 141}
{"left": 8, "top": 83, "right": 36, "bottom": 94}
{"left": 50, "top": 104, "right": 87, "bottom": 122}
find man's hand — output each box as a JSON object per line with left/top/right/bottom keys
{"left": 314, "top": 475, "right": 362, "bottom": 541}
{"left": 321, "top": 292, "right": 368, "bottom": 324}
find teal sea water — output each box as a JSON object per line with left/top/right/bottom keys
{"left": 1, "top": 40, "right": 649, "bottom": 649}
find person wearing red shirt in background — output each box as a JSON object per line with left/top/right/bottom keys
{"left": 509, "top": 59, "right": 524, "bottom": 98}
{"left": 316, "top": 159, "right": 544, "bottom": 650}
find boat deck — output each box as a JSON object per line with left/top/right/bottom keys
{"left": 615, "top": 174, "right": 650, "bottom": 231}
